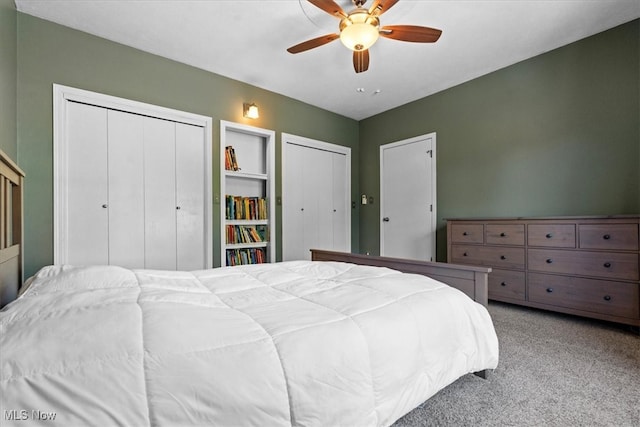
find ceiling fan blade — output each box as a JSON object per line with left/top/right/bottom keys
{"left": 307, "top": 0, "right": 347, "bottom": 19}
{"left": 353, "top": 49, "right": 370, "bottom": 73}
{"left": 287, "top": 33, "right": 340, "bottom": 54}
{"left": 369, "top": 0, "right": 400, "bottom": 16}
{"left": 379, "top": 25, "right": 442, "bottom": 43}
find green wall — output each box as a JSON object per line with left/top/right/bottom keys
{"left": 0, "top": 0, "right": 17, "bottom": 159}
{"left": 16, "top": 13, "right": 360, "bottom": 278}
{"left": 13, "top": 10, "right": 640, "bottom": 277}
{"left": 359, "top": 19, "right": 640, "bottom": 261}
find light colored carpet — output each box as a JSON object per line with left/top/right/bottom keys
{"left": 393, "top": 302, "right": 640, "bottom": 427}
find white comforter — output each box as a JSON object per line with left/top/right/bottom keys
{"left": 1, "top": 261, "right": 498, "bottom": 427}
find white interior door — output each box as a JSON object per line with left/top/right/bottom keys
{"left": 144, "top": 117, "right": 177, "bottom": 270}
{"left": 380, "top": 133, "right": 436, "bottom": 261}
{"left": 282, "top": 143, "right": 306, "bottom": 261}
{"left": 175, "top": 123, "right": 206, "bottom": 271}
{"left": 311, "top": 148, "right": 333, "bottom": 252}
{"left": 332, "top": 152, "right": 349, "bottom": 252}
{"left": 65, "top": 102, "right": 109, "bottom": 265}
{"left": 107, "top": 110, "right": 145, "bottom": 268}
{"left": 54, "top": 84, "right": 213, "bottom": 269}
{"left": 282, "top": 134, "right": 351, "bottom": 261}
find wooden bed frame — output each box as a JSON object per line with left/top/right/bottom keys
{"left": 310, "top": 249, "right": 491, "bottom": 308}
{"left": 0, "top": 149, "right": 25, "bottom": 307}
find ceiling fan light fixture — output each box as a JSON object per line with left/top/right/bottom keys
{"left": 339, "top": 10, "right": 379, "bottom": 51}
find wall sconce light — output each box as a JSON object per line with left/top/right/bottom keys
{"left": 243, "top": 103, "right": 259, "bottom": 119}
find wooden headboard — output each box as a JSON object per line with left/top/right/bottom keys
{"left": 0, "top": 149, "right": 25, "bottom": 307}
{"left": 310, "top": 249, "right": 491, "bottom": 307}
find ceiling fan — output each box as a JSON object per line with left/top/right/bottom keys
{"left": 287, "top": 0, "right": 442, "bottom": 73}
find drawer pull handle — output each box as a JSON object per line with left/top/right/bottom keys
{"left": 603, "top": 234, "right": 611, "bottom": 240}
{"left": 500, "top": 232, "right": 506, "bottom": 237}
{"left": 603, "top": 262, "right": 611, "bottom": 268}
{"left": 462, "top": 232, "right": 468, "bottom": 236}
{"left": 500, "top": 255, "right": 506, "bottom": 260}
{"left": 501, "top": 282, "right": 507, "bottom": 287}
{"left": 546, "top": 258, "right": 553, "bottom": 264}
{"left": 546, "top": 233, "right": 553, "bottom": 239}
{"left": 546, "top": 288, "right": 553, "bottom": 293}
{"left": 603, "top": 295, "right": 612, "bottom": 301}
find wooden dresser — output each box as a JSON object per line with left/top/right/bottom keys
{"left": 446, "top": 216, "right": 640, "bottom": 327}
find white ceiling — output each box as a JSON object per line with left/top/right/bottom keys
{"left": 15, "top": 0, "right": 640, "bottom": 120}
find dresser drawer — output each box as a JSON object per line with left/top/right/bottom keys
{"left": 486, "top": 224, "right": 525, "bottom": 246}
{"left": 579, "top": 224, "right": 639, "bottom": 251}
{"left": 528, "top": 249, "right": 639, "bottom": 281}
{"left": 528, "top": 224, "right": 576, "bottom": 248}
{"left": 528, "top": 272, "right": 640, "bottom": 319}
{"left": 451, "top": 245, "right": 525, "bottom": 269}
{"left": 488, "top": 268, "right": 526, "bottom": 301}
{"left": 450, "top": 224, "right": 484, "bottom": 244}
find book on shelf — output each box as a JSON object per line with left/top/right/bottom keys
{"left": 226, "top": 224, "right": 269, "bottom": 244}
{"left": 226, "top": 247, "right": 266, "bottom": 266}
{"left": 225, "top": 195, "right": 268, "bottom": 220}
{"left": 225, "top": 146, "right": 239, "bottom": 171}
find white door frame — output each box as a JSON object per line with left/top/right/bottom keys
{"left": 53, "top": 84, "right": 213, "bottom": 267}
{"left": 281, "top": 133, "right": 351, "bottom": 259}
{"left": 379, "top": 132, "right": 437, "bottom": 259}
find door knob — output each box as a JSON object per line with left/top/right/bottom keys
{"left": 382, "top": 217, "right": 390, "bottom": 222}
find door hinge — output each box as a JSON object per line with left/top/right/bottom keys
{"left": 430, "top": 204, "right": 433, "bottom": 212}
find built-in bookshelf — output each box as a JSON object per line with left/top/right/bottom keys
{"left": 220, "top": 121, "right": 275, "bottom": 266}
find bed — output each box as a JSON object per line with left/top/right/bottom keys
{"left": 0, "top": 149, "right": 24, "bottom": 308}
{"left": 0, "top": 151, "right": 498, "bottom": 426}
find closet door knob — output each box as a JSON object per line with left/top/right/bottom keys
{"left": 501, "top": 282, "right": 507, "bottom": 287}
{"left": 176, "top": 206, "right": 181, "bottom": 210}
{"left": 546, "top": 288, "right": 554, "bottom": 293}
{"left": 463, "top": 252, "right": 468, "bottom": 257}
{"left": 462, "top": 231, "right": 468, "bottom": 236}
{"left": 500, "top": 232, "right": 506, "bottom": 237}
{"left": 546, "top": 258, "right": 553, "bottom": 264}
{"left": 500, "top": 255, "right": 506, "bottom": 260}
{"left": 603, "top": 262, "right": 611, "bottom": 268}
{"left": 546, "top": 233, "right": 553, "bottom": 239}
{"left": 382, "top": 217, "right": 390, "bottom": 222}
{"left": 603, "top": 295, "right": 612, "bottom": 301}
{"left": 603, "top": 234, "right": 611, "bottom": 240}
{"left": 102, "top": 204, "right": 108, "bottom": 208}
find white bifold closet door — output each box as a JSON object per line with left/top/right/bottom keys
{"left": 65, "top": 101, "right": 206, "bottom": 270}
{"left": 283, "top": 142, "right": 349, "bottom": 261}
